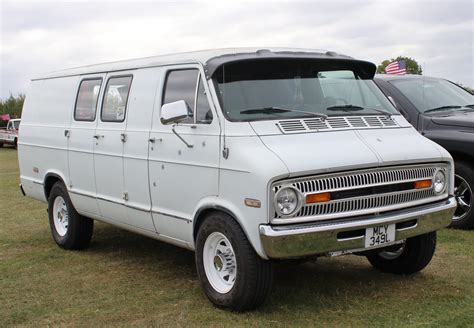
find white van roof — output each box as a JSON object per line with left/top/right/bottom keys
{"left": 33, "top": 47, "right": 373, "bottom": 80}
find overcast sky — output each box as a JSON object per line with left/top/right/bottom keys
{"left": 1, "top": 0, "right": 473, "bottom": 99}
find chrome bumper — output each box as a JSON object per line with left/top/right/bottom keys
{"left": 259, "top": 197, "right": 457, "bottom": 259}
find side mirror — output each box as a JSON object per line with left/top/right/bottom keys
{"left": 161, "top": 100, "right": 192, "bottom": 124}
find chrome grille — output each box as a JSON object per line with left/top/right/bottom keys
{"left": 271, "top": 164, "right": 449, "bottom": 224}
{"left": 277, "top": 116, "right": 398, "bottom": 134}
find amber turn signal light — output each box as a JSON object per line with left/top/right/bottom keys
{"left": 414, "top": 179, "right": 432, "bottom": 189}
{"left": 306, "top": 192, "right": 331, "bottom": 204}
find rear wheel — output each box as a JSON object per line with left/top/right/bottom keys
{"left": 450, "top": 161, "right": 473, "bottom": 229}
{"left": 13, "top": 138, "right": 18, "bottom": 149}
{"left": 366, "top": 231, "right": 436, "bottom": 274}
{"left": 195, "top": 212, "right": 273, "bottom": 311}
{"left": 48, "top": 182, "right": 93, "bottom": 249}
{"left": 0, "top": 143, "right": 3, "bottom": 148}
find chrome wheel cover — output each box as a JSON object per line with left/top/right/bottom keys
{"left": 453, "top": 174, "right": 472, "bottom": 221}
{"left": 203, "top": 232, "right": 237, "bottom": 293}
{"left": 53, "top": 196, "right": 69, "bottom": 236}
{"left": 379, "top": 243, "right": 405, "bottom": 260}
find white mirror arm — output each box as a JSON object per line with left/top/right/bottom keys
{"left": 171, "top": 123, "right": 193, "bottom": 148}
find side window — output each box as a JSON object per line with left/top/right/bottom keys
{"left": 162, "top": 69, "right": 213, "bottom": 125}
{"left": 101, "top": 76, "right": 133, "bottom": 122}
{"left": 74, "top": 79, "right": 102, "bottom": 121}
{"left": 163, "top": 69, "right": 199, "bottom": 124}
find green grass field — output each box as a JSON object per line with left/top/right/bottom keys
{"left": 1, "top": 147, "right": 473, "bottom": 327}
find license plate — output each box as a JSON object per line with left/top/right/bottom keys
{"left": 365, "top": 224, "right": 396, "bottom": 248}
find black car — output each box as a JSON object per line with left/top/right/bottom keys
{"left": 375, "top": 74, "right": 474, "bottom": 229}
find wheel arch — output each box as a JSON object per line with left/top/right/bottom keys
{"left": 43, "top": 171, "right": 67, "bottom": 200}
{"left": 192, "top": 201, "right": 268, "bottom": 259}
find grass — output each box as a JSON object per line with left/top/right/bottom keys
{"left": 1, "top": 147, "right": 473, "bottom": 327}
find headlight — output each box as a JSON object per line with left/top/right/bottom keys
{"left": 433, "top": 170, "right": 446, "bottom": 194}
{"left": 275, "top": 187, "right": 301, "bottom": 216}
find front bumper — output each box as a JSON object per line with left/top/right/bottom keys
{"left": 259, "top": 197, "right": 457, "bottom": 259}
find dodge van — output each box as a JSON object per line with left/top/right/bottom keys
{"left": 18, "top": 48, "right": 457, "bottom": 311}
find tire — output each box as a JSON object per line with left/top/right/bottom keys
{"left": 366, "top": 231, "right": 436, "bottom": 275}
{"left": 0, "top": 143, "right": 3, "bottom": 148}
{"left": 195, "top": 212, "right": 273, "bottom": 311}
{"left": 48, "top": 182, "right": 93, "bottom": 250}
{"left": 450, "top": 160, "right": 474, "bottom": 229}
{"left": 13, "top": 138, "right": 18, "bottom": 149}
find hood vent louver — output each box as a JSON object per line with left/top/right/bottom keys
{"left": 277, "top": 116, "right": 398, "bottom": 134}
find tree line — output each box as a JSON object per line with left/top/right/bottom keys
{"left": 0, "top": 94, "right": 25, "bottom": 127}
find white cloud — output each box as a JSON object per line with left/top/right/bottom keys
{"left": 1, "top": 0, "right": 473, "bottom": 98}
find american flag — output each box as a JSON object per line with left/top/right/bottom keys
{"left": 385, "top": 60, "right": 407, "bottom": 75}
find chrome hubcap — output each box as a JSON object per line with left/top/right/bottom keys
{"left": 379, "top": 243, "right": 405, "bottom": 260}
{"left": 53, "top": 196, "right": 69, "bottom": 236}
{"left": 203, "top": 232, "right": 237, "bottom": 293}
{"left": 453, "top": 174, "right": 472, "bottom": 221}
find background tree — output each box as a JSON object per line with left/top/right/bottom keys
{"left": 377, "top": 56, "right": 423, "bottom": 75}
{"left": 0, "top": 94, "right": 25, "bottom": 127}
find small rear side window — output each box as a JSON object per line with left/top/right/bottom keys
{"left": 74, "top": 79, "right": 102, "bottom": 121}
{"left": 101, "top": 76, "right": 133, "bottom": 122}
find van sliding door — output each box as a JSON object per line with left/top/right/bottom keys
{"left": 93, "top": 73, "right": 133, "bottom": 225}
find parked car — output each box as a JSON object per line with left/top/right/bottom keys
{"left": 0, "top": 118, "right": 21, "bottom": 148}
{"left": 18, "top": 48, "right": 457, "bottom": 311}
{"left": 374, "top": 75, "right": 473, "bottom": 229}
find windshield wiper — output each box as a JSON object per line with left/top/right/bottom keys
{"left": 240, "top": 107, "right": 328, "bottom": 120}
{"left": 326, "top": 105, "right": 392, "bottom": 117}
{"left": 424, "top": 105, "right": 462, "bottom": 113}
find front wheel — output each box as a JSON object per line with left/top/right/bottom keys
{"left": 195, "top": 212, "right": 273, "bottom": 311}
{"left": 48, "top": 182, "right": 94, "bottom": 250}
{"left": 366, "top": 231, "right": 436, "bottom": 274}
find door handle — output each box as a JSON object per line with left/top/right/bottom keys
{"left": 93, "top": 134, "right": 104, "bottom": 139}
{"left": 64, "top": 129, "right": 70, "bottom": 137}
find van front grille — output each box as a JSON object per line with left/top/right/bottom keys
{"left": 271, "top": 164, "right": 449, "bottom": 224}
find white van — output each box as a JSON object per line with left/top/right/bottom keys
{"left": 18, "top": 48, "right": 457, "bottom": 311}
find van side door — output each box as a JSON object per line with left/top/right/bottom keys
{"left": 93, "top": 73, "right": 133, "bottom": 224}
{"left": 122, "top": 67, "right": 161, "bottom": 232}
{"left": 148, "top": 65, "right": 221, "bottom": 243}
{"left": 68, "top": 75, "right": 104, "bottom": 218}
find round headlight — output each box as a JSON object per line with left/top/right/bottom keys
{"left": 275, "top": 187, "right": 300, "bottom": 216}
{"left": 433, "top": 170, "right": 446, "bottom": 194}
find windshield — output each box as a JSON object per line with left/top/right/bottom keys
{"left": 214, "top": 59, "right": 398, "bottom": 121}
{"left": 390, "top": 78, "right": 474, "bottom": 113}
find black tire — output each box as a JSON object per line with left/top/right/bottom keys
{"left": 0, "top": 143, "right": 3, "bottom": 148}
{"left": 366, "top": 231, "right": 436, "bottom": 275}
{"left": 48, "top": 182, "right": 93, "bottom": 250}
{"left": 450, "top": 160, "right": 474, "bottom": 229}
{"left": 195, "top": 211, "right": 273, "bottom": 311}
{"left": 13, "top": 138, "right": 18, "bottom": 149}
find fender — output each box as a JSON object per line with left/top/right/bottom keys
{"left": 43, "top": 170, "right": 69, "bottom": 200}
{"left": 191, "top": 196, "right": 269, "bottom": 259}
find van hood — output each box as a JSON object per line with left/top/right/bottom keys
{"left": 256, "top": 127, "right": 445, "bottom": 177}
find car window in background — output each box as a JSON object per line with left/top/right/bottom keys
{"left": 390, "top": 78, "right": 474, "bottom": 113}
{"left": 13, "top": 120, "right": 20, "bottom": 129}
